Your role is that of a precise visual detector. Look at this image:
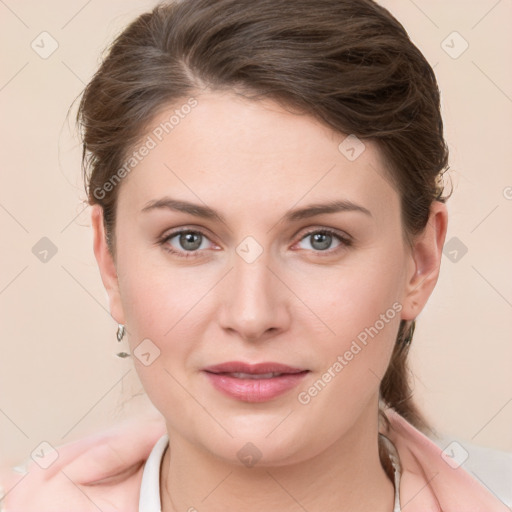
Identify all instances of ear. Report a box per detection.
[400,201,448,321]
[91,204,126,325]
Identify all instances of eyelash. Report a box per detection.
[158,227,353,260]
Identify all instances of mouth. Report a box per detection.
[202,361,310,402]
[214,371,300,379]
[203,361,308,375]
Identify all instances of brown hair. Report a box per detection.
[77,0,451,472]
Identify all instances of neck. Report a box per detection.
[160,408,395,512]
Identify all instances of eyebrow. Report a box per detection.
[141,197,372,223]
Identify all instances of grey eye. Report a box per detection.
[298,231,342,252]
[177,232,203,251]
[309,232,333,251]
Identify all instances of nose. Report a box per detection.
[218,248,291,343]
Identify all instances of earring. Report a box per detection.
[117,324,125,341]
[116,324,131,358]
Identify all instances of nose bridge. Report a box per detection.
[219,240,287,340]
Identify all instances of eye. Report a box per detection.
[158,227,352,259]
[295,228,352,255]
[159,229,215,258]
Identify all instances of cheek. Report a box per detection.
[298,252,404,389]
[117,250,205,339]
[299,254,403,343]
[116,264,204,413]
[294,282,401,433]
[116,254,215,390]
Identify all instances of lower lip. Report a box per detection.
[203,371,309,402]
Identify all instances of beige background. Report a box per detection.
[1,0,511,468]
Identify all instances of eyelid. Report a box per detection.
[157,227,218,255]
[297,226,352,243]
[292,226,353,255]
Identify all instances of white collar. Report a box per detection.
[139,434,168,512]
[139,434,402,512]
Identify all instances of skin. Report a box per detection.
[92,90,448,512]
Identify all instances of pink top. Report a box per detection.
[0,409,509,511]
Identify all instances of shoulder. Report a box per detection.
[383,408,512,510]
[0,414,166,511]
[433,435,512,508]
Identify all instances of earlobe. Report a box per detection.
[401,201,449,321]
[91,205,126,325]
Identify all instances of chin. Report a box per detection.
[193,420,318,468]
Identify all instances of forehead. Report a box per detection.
[117,91,399,221]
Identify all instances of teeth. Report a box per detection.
[229,372,282,379]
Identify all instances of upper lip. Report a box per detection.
[203,361,308,374]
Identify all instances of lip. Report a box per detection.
[202,361,310,402]
[203,361,307,374]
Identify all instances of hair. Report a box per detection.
[77,0,451,476]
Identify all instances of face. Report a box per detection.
[93,90,447,466]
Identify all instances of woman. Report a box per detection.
[1,0,510,510]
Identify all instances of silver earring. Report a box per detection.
[116,324,131,358]
[117,324,125,341]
